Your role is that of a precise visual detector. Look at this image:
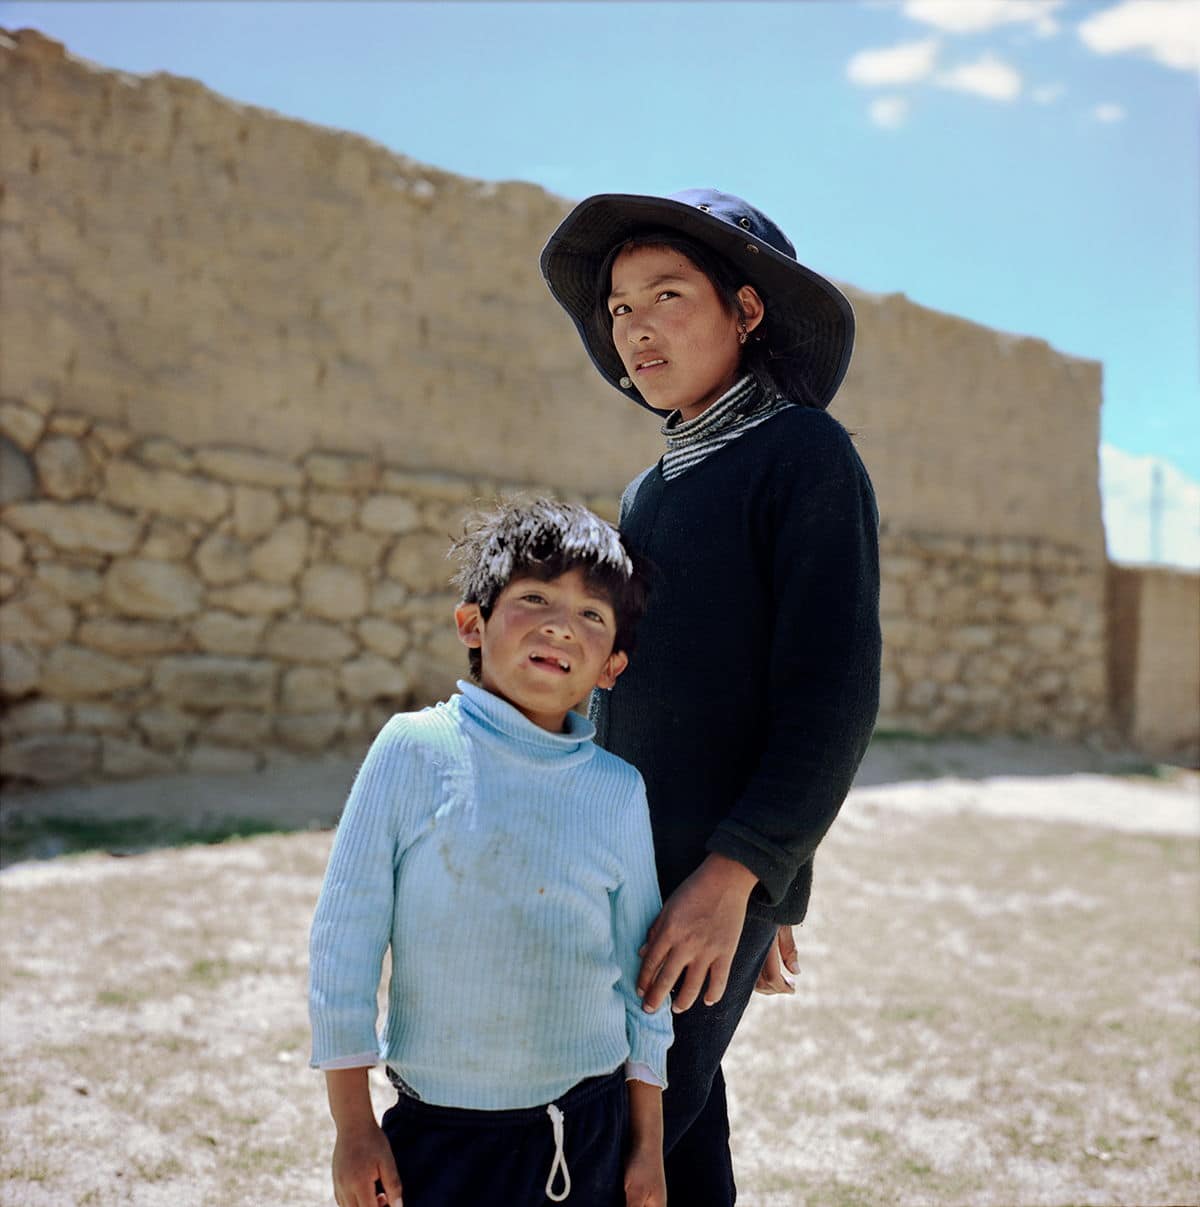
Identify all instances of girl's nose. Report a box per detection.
[626,314,652,344]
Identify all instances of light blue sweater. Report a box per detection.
[309,681,673,1110]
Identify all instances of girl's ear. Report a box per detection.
[736,284,766,336]
[455,603,484,649]
[595,649,629,691]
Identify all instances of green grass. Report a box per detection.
[0,813,289,867]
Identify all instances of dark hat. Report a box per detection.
[539,187,855,414]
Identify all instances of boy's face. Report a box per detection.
[454,566,629,733]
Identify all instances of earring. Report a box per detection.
[737,323,748,345]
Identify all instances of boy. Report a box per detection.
[309,498,671,1207]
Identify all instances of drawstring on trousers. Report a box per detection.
[544,1103,571,1201]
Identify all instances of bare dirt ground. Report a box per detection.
[1,736,1197,1207]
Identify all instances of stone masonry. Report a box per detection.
[0,415,620,782]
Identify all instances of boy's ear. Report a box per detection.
[454,602,484,649]
[594,649,629,691]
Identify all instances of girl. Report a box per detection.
[540,189,882,1205]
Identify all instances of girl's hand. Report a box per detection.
[754,924,799,995]
[331,1121,403,1207]
[637,853,758,1013]
[624,1143,667,1206]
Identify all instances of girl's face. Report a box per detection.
[607,244,763,421]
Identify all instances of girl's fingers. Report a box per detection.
[754,940,783,993]
[636,932,674,997]
[636,947,665,998]
[779,924,799,974]
[671,961,710,1013]
[643,949,689,1012]
[702,957,732,1007]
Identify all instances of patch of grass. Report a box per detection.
[0,813,288,867]
[185,957,238,987]
[132,1155,186,1181]
[1111,758,1172,779]
[0,1151,55,1183]
[869,728,951,744]
[95,987,138,1007]
[227,1143,293,1178]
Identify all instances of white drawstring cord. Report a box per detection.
[544,1102,571,1201]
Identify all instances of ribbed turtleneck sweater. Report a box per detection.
[309,681,673,1110]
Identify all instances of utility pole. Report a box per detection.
[1149,462,1164,563]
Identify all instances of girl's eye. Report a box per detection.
[655,290,678,302]
[611,303,630,317]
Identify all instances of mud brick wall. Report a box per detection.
[1,28,1130,784]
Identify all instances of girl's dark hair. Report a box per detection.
[591,229,822,409]
[449,497,650,683]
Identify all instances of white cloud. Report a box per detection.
[1033,82,1067,102]
[1094,102,1128,121]
[902,0,1063,36]
[847,37,939,86]
[1101,445,1200,568]
[936,53,1024,100]
[1078,0,1200,71]
[869,96,912,128]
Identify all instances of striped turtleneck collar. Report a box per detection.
[659,376,791,481]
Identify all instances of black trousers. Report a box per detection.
[662,915,779,1207]
[380,1067,628,1206]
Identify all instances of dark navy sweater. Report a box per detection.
[592,405,882,924]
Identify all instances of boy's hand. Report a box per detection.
[637,853,758,1013]
[754,924,799,995]
[331,1121,403,1207]
[624,1143,667,1206]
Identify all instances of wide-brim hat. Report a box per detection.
[540,187,855,415]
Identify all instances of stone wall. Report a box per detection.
[878,530,1105,738]
[1107,565,1200,765]
[0,410,619,782]
[0,29,1118,784]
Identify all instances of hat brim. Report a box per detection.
[540,193,854,414]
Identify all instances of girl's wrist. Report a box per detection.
[701,851,759,896]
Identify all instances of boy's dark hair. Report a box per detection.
[591,229,822,409]
[449,497,650,683]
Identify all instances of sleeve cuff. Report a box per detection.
[624,1060,666,1088]
[707,822,795,906]
[314,1051,379,1071]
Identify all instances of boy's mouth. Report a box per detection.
[636,357,667,373]
[529,652,571,673]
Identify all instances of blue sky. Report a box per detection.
[4,0,1198,505]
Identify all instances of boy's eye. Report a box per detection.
[655,290,678,302]
[520,592,548,604]
[582,609,607,624]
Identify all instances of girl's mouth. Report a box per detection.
[636,358,667,373]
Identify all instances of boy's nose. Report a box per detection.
[541,614,575,638]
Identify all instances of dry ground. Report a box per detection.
[0,740,1197,1206]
